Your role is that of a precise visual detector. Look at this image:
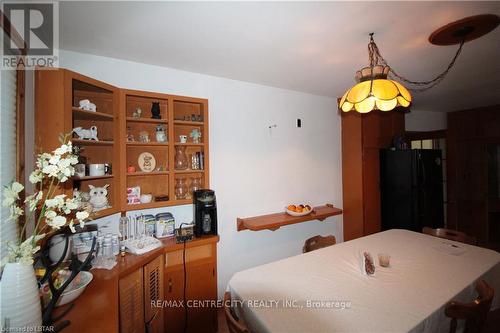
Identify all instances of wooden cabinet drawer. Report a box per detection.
[165,244,212,267]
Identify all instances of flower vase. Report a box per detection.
[0,262,42,330]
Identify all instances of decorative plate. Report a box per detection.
[138,152,156,172]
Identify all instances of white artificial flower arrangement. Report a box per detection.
[1,134,90,266]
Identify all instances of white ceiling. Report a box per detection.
[60,1,500,112]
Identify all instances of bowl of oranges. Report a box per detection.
[286,204,313,216]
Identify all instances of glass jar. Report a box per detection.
[189,177,202,197]
[112,234,119,256]
[175,177,188,200]
[174,145,188,170]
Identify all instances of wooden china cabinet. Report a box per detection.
[36,68,209,215]
[35,68,217,333]
[119,89,209,210]
[35,69,121,218]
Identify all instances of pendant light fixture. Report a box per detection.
[339,34,411,113]
[339,14,500,114]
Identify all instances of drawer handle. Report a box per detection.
[168,278,172,293]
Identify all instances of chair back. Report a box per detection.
[303,235,336,253]
[224,291,250,333]
[445,280,494,333]
[422,227,477,245]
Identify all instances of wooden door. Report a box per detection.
[144,255,164,333]
[119,268,145,333]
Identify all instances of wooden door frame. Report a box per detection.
[2,9,27,234]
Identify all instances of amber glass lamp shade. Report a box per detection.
[339,65,412,113]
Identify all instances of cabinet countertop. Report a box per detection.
[56,235,219,333]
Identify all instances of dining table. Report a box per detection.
[227,229,500,333]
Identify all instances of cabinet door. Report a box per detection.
[119,268,145,333]
[144,255,164,333]
[363,148,381,235]
[185,262,217,333]
[164,268,185,333]
[163,264,217,333]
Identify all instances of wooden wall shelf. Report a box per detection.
[237,204,343,232]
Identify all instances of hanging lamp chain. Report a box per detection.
[367,34,466,92]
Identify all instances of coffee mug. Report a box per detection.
[75,164,86,178]
[179,135,188,143]
[88,164,105,176]
[104,163,112,175]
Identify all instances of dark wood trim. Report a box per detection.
[406,130,447,141]
[16,70,25,183]
[16,69,26,237]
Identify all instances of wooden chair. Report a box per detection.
[224,291,250,333]
[483,308,500,333]
[422,227,477,245]
[303,235,336,253]
[445,280,494,333]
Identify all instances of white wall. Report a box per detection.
[58,50,343,297]
[405,110,447,131]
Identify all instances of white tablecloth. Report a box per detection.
[228,229,500,333]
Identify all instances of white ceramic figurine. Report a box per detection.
[73,126,98,141]
[78,99,97,112]
[88,184,110,212]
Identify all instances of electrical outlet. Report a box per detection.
[297,119,302,128]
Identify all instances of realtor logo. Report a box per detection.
[2,1,59,69]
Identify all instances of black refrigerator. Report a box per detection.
[380,149,444,232]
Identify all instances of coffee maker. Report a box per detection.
[193,189,217,237]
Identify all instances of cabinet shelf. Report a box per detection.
[74,175,114,181]
[127,171,169,177]
[126,117,168,124]
[72,107,114,120]
[174,120,204,126]
[174,169,204,174]
[126,142,168,147]
[174,143,204,147]
[72,139,114,146]
[91,207,117,219]
[237,204,343,232]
